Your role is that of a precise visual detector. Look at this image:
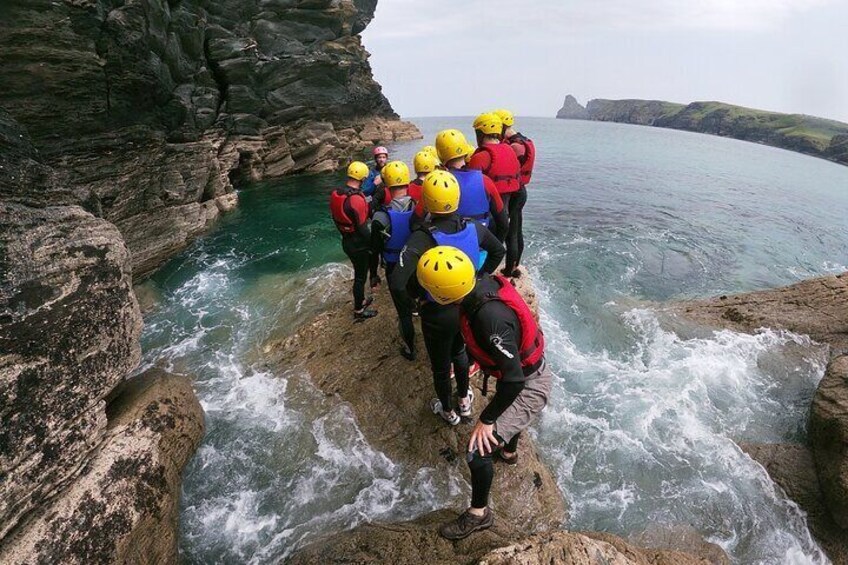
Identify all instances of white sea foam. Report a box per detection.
[531,267,829,564]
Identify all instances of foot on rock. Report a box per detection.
[439,508,494,540]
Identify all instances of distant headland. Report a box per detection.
[557,95,848,167]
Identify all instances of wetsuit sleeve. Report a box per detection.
[371,212,390,254]
[476,223,505,274]
[510,142,526,162]
[346,195,371,240]
[388,230,430,296]
[467,151,491,172]
[473,307,526,424]
[484,177,508,240]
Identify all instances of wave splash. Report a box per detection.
[532,271,829,564]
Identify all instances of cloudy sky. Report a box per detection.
[363,0,848,122]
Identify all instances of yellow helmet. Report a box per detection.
[381,160,410,187]
[435,129,471,164]
[493,108,515,127]
[417,246,477,305]
[422,145,438,158]
[413,151,438,174]
[473,112,504,136]
[422,170,460,214]
[347,161,369,181]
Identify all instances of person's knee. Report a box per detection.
[466,449,493,471]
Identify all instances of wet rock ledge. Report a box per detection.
[266,276,726,564]
[668,272,848,563]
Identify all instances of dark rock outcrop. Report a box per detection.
[556,95,589,120]
[809,355,848,529]
[669,272,848,562]
[0,368,205,564]
[740,443,848,563]
[557,95,848,167]
[1,0,420,277]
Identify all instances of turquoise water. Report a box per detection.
[139,118,848,564]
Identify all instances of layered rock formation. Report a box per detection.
[668,272,848,563]
[1,111,205,561]
[557,96,848,167]
[1,0,419,277]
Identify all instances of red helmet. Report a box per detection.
[373,146,389,157]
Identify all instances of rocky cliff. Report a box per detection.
[1,110,205,562]
[0,0,419,277]
[667,272,848,563]
[1,1,416,557]
[557,96,848,168]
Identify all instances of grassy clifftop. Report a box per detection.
[557,96,848,166]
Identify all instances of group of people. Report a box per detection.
[329,110,550,540]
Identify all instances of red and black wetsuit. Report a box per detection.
[459,274,549,510]
[389,215,505,413]
[469,143,526,274]
[329,185,372,310]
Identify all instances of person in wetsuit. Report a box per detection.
[388,170,505,425]
[371,161,418,360]
[494,108,535,277]
[416,246,551,540]
[467,112,523,274]
[435,129,508,244]
[328,161,378,320]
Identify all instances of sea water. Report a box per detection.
[139,118,848,563]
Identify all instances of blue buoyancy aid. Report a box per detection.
[383,208,414,264]
[452,169,490,228]
[429,222,481,270]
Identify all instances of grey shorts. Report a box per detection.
[494,362,552,444]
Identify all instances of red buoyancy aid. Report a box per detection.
[459,275,545,380]
[408,179,425,218]
[477,143,521,194]
[506,133,536,186]
[329,188,368,234]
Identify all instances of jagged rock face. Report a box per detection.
[740,443,848,562]
[809,355,848,530]
[0,368,205,564]
[0,0,419,277]
[0,200,142,540]
[1,98,206,559]
[556,95,589,120]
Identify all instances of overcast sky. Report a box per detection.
[363,0,848,122]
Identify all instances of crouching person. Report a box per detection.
[416,246,551,539]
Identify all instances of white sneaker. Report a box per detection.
[458,389,475,417]
[429,399,460,426]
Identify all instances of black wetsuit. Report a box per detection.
[501,186,527,273]
[461,275,532,509]
[389,214,505,412]
[335,187,371,311]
